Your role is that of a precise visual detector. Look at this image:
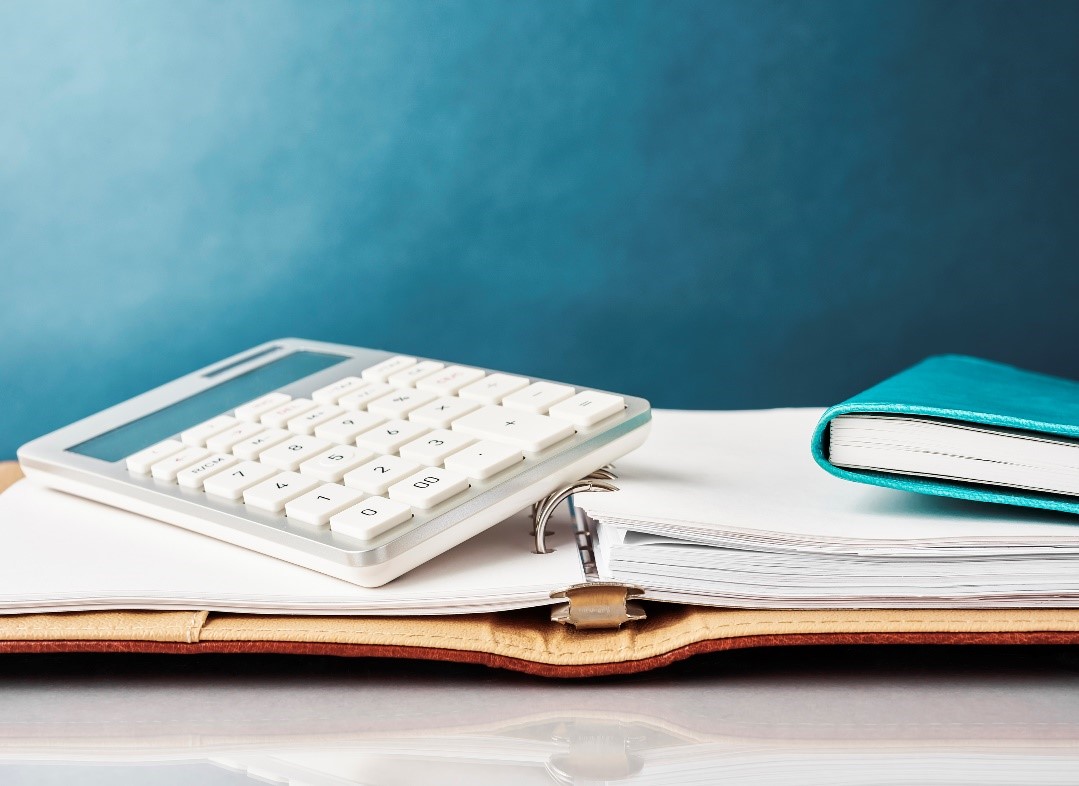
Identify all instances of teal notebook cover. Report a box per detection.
[811,355,1079,515]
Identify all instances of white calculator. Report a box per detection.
[17,339,651,586]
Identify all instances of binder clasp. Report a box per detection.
[550,582,646,630]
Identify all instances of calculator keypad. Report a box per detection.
[125,355,627,543]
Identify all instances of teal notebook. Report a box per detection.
[811,355,1079,515]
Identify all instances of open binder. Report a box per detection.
[5,406,1079,677]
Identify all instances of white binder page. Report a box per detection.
[579,409,1079,607]
[0,481,585,615]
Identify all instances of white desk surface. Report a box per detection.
[2,645,1079,784]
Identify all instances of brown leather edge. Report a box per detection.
[0,462,23,493]
[4,630,1079,679]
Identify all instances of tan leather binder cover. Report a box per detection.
[2,463,1078,678]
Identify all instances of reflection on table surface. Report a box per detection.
[1,645,1079,785]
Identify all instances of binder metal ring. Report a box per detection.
[531,468,618,554]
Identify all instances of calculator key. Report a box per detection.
[231,428,291,460]
[181,415,239,448]
[355,419,429,455]
[150,447,211,482]
[311,376,366,405]
[342,455,421,495]
[338,383,393,411]
[261,398,318,429]
[258,435,332,471]
[548,391,625,427]
[501,381,575,414]
[205,421,266,453]
[243,472,321,513]
[234,392,291,422]
[416,365,486,396]
[285,484,367,527]
[443,440,524,480]
[126,440,185,475]
[451,406,575,452]
[367,389,437,419]
[408,396,480,429]
[389,467,470,510]
[387,360,444,387]
[203,461,277,500]
[287,404,345,435]
[176,453,238,489]
[330,496,413,541]
[312,408,379,438]
[459,373,529,405]
[361,355,416,383]
[314,411,386,444]
[399,430,475,466]
[298,445,375,482]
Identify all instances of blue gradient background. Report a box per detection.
[3,1,1079,458]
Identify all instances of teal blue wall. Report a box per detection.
[3,1,1079,457]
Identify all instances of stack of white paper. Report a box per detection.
[578,409,1079,608]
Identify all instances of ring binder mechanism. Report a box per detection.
[530,467,618,554]
[536,468,647,630]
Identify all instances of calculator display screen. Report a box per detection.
[68,351,348,462]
